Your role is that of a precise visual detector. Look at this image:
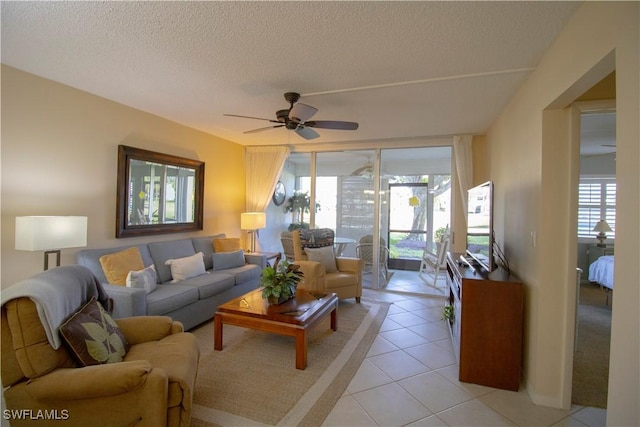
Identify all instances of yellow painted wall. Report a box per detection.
[1,66,246,287]
[484,2,638,424]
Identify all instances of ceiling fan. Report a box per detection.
[224,92,358,140]
[351,161,373,177]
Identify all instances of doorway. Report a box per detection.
[572,104,616,409]
[387,183,429,270]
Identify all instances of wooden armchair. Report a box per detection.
[291,229,363,302]
[419,225,450,289]
[355,235,390,285]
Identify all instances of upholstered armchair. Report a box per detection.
[1,265,200,427]
[292,229,363,302]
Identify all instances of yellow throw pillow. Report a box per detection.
[99,247,144,286]
[213,237,241,253]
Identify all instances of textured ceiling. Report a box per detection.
[2,1,583,147]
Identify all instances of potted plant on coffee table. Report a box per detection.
[260,259,304,305]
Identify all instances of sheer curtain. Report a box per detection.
[245,146,290,212]
[453,135,473,223]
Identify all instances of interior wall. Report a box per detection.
[483,2,638,424]
[1,66,247,288]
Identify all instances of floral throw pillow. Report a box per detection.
[59,298,129,366]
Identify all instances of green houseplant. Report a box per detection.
[442,304,455,325]
[260,260,304,305]
[284,191,320,231]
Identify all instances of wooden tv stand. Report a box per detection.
[445,252,524,391]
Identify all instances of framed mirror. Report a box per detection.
[116,145,205,238]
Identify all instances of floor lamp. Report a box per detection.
[15,216,88,270]
[241,212,266,253]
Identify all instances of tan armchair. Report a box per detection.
[292,229,363,303]
[1,265,199,427]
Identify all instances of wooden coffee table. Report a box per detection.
[214,287,338,370]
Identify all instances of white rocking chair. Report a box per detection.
[419,226,450,289]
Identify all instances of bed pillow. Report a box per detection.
[59,298,129,366]
[213,237,241,253]
[99,247,145,286]
[212,250,245,270]
[126,265,157,294]
[304,246,338,273]
[165,252,206,282]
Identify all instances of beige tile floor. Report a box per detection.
[323,271,607,427]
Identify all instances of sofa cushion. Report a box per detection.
[59,298,129,366]
[212,250,245,270]
[218,264,261,286]
[304,246,338,273]
[149,239,197,283]
[213,237,241,253]
[175,273,235,299]
[77,244,153,284]
[126,265,157,294]
[192,234,226,270]
[165,252,206,282]
[145,285,199,316]
[99,247,144,286]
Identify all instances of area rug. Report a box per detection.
[572,282,611,408]
[190,297,390,426]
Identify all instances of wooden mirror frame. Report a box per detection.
[116,145,205,238]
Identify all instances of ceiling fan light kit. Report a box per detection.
[225,92,358,140]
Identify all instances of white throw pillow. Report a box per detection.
[126,265,158,294]
[165,252,206,282]
[305,246,338,273]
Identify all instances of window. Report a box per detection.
[577,177,616,238]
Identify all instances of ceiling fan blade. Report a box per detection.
[305,120,359,130]
[225,114,279,123]
[295,126,320,140]
[351,163,373,176]
[244,125,284,134]
[289,103,318,123]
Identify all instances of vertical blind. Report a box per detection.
[577,177,616,237]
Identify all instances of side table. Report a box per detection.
[249,251,282,267]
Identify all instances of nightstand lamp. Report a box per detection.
[592,219,612,247]
[241,212,266,253]
[15,216,88,270]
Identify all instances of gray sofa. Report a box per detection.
[76,234,266,330]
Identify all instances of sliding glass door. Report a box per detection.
[280,146,451,292]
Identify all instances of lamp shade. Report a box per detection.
[15,216,88,251]
[592,220,612,233]
[240,212,266,230]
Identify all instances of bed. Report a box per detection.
[588,255,614,290]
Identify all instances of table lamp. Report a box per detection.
[592,219,612,247]
[241,212,266,253]
[15,216,88,270]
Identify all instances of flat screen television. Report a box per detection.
[466,181,494,273]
